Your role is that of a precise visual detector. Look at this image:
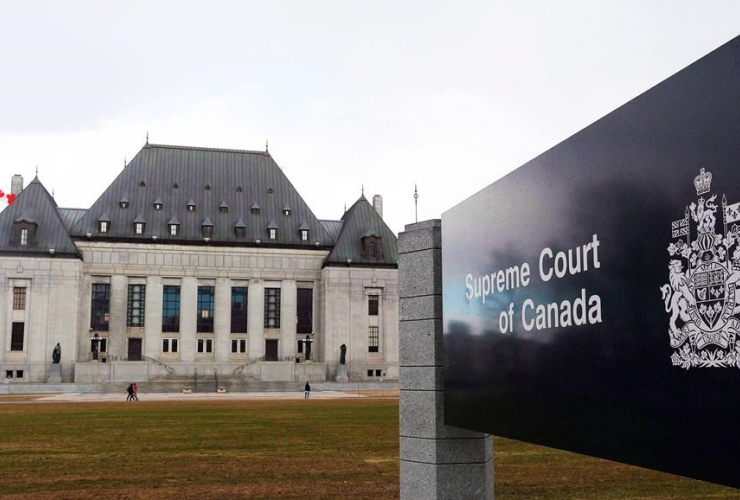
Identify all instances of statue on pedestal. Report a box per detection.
[52,343,61,364]
[340,344,347,365]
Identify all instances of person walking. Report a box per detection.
[132,383,139,401]
[126,383,134,401]
[304,380,311,399]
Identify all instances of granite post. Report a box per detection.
[399,219,494,499]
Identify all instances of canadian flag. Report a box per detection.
[0,190,16,205]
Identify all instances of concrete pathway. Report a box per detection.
[0,390,383,404]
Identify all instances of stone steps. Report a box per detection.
[87,378,305,394]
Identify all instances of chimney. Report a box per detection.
[11,175,23,195]
[373,194,383,219]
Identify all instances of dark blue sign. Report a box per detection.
[442,35,740,489]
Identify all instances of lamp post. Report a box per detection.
[305,335,312,361]
[92,333,100,361]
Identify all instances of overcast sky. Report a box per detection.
[1,1,739,234]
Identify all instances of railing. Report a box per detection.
[142,355,175,375]
[233,356,265,376]
[232,355,296,376]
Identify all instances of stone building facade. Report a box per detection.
[0,143,398,384]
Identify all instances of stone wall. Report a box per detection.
[0,256,83,383]
[1,241,398,383]
[320,266,399,381]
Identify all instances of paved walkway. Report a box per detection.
[0,390,398,404]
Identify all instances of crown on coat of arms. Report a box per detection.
[694,168,712,195]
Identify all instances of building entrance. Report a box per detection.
[128,338,142,361]
[265,339,278,361]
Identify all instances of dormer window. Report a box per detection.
[267,221,278,240]
[362,227,383,259]
[298,223,310,242]
[98,214,111,234]
[119,197,129,209]
[12,216,37,247]
[234,220,247,238]
[219,201,229,213]
[186,199,196,212]
[251,203,260,214]
[153,198,163,211]
[236,186,243,193]
[202,218,214,238]
[134,215,146,235]
[168,217,180,236]
[282,205,292,217]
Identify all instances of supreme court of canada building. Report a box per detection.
[0,142,399,386]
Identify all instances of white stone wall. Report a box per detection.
[76,242,328,369]
[0,241,399,383]
[0,256,83,382]
[320,266,399,380]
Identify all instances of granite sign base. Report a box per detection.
[399,220,494,499]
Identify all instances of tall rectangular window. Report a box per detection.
[297,289,313,334]
[127,284,146,327]
[197,286,215,333]
[368,326,379,353]
[368,295,379,316]
[11,322,24,351]
[91,283,110,331]
[264,288,281,328]
[162,286,181,333]
[20,229,28,245]
[231,287,248,333]
[13,287,26,310]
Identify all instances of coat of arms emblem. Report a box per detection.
[661,168,740,368]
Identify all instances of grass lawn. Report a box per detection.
[0,398,737,499]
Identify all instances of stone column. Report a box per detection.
[144,276,163,359]
[180,277,197,362]
[281,280,297,359]
[399,219,494,500]
[215,278,231,363]
[248,280,264,358]
[78,273,92,361]
[109,275,127,360]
